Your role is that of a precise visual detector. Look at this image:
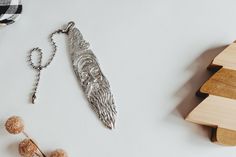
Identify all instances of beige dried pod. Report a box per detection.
[5,116,24,134]
[50,149,68,157]
[18,138,38,157]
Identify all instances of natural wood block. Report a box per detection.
[186,41,236,146]
[186,95,236,131]
[200,68,236,100]
[213,42,236,70]
[212,128,236,146]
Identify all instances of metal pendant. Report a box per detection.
[28,21,117,129]
[67,23,117,129]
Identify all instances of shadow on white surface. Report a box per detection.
[0,119,7,137]
[174,45,227,140]
[7,141,19,157]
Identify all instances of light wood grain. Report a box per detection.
[186,95,236,131]
[186,95,236,146]
[186,41,236,146]
[213,42,236,70]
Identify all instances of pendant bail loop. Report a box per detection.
[61,21,75,34]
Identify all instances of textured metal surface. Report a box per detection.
[28,21,117,129]
[68,27,117,129]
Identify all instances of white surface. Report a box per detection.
[1,0,236,156]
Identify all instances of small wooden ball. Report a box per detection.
[5,116,24,134]
[18,139,38,157]
[50,149,68,157]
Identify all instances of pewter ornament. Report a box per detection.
[68,27,117,129]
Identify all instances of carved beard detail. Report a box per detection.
[68,27,117,129]
[74,50,116,129]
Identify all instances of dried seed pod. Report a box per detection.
[5,116,24,134]
[50,149,68,157]
[18,139,38,157]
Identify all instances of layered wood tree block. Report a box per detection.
[186,41,236,146]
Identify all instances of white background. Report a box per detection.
[0,0,236,157]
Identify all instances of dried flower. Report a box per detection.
[5,116,24,134]
[50,149,68,157]
[18,139,38,157]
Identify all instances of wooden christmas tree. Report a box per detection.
[186,41,236,146]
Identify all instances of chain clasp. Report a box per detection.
[32,93,36,104]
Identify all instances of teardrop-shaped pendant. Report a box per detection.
[67,23,117,129]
